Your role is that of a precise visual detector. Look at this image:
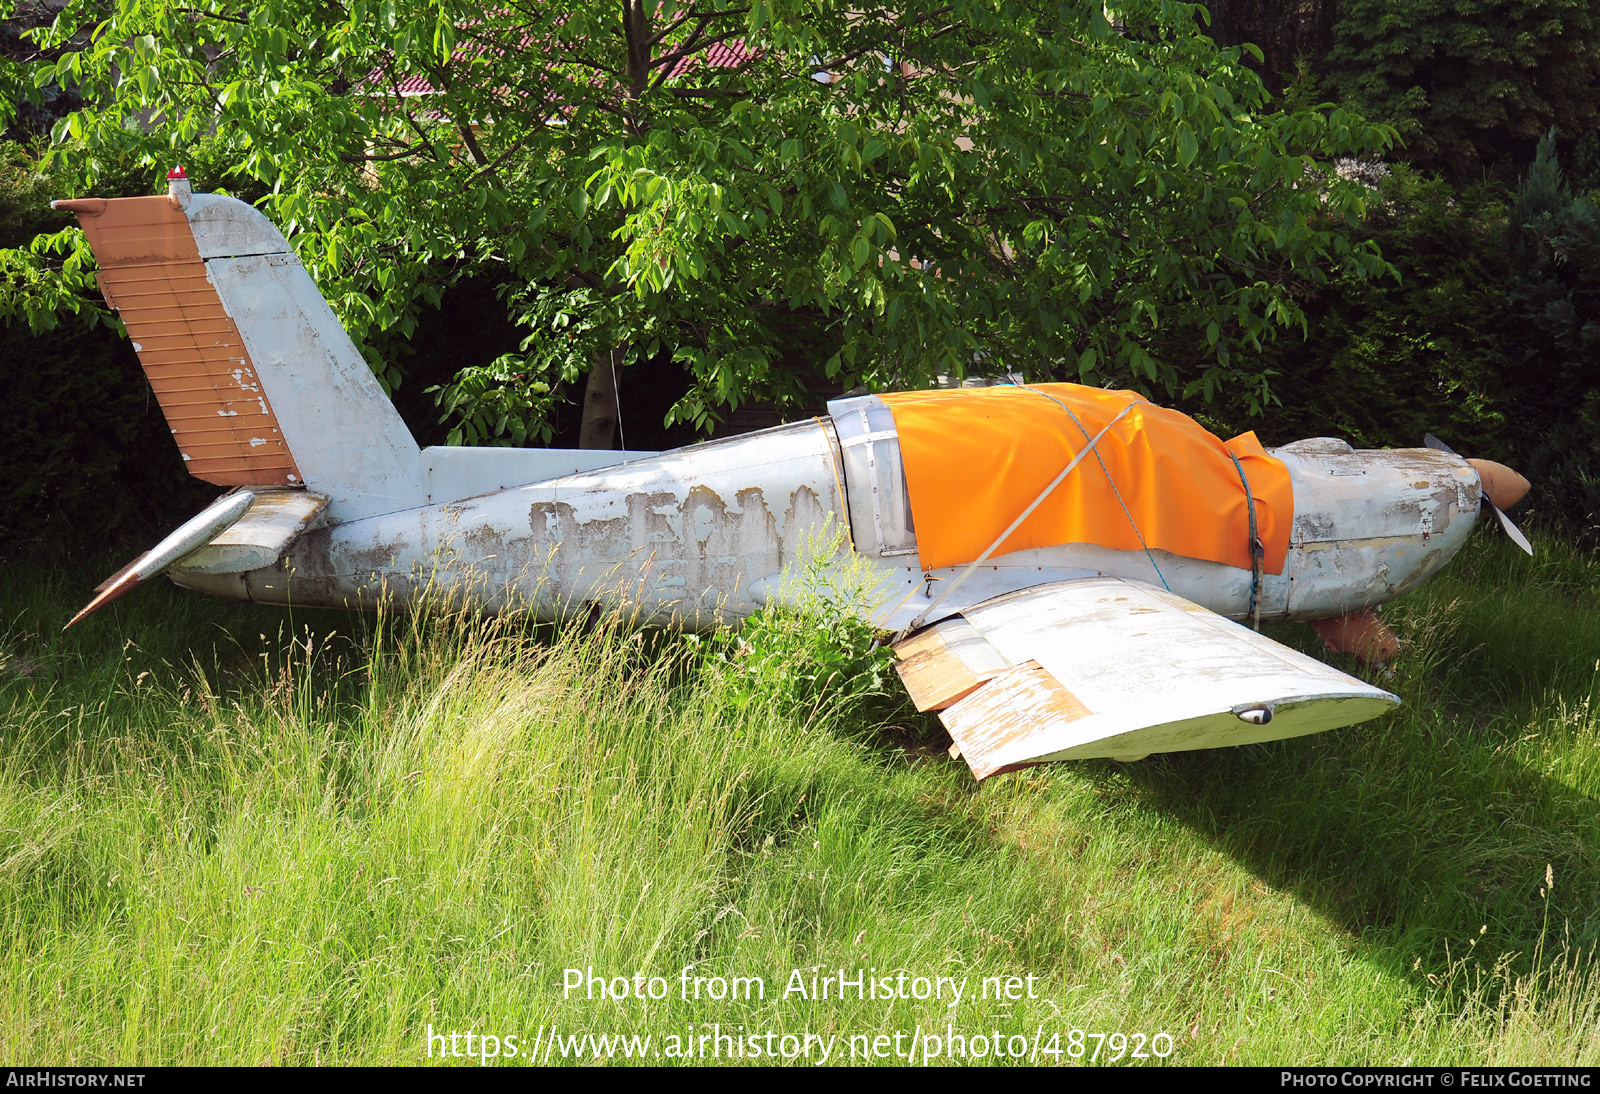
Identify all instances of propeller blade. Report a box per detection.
[1423,433,1458,456]
[1488,497,1535,556]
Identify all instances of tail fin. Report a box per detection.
[54,172,422,520]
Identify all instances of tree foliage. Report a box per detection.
[4,0,1392,441]
[1202,0,1340,95]
[2,1,84,139]
[1198,165,1513,460]
[1326,0,1600,184]
[1506,131,1600,535]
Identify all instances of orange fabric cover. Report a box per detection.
[879,384,1293,575]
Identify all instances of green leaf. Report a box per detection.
[1177,126,1198,168]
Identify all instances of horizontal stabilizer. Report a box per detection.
[170,489,328,575]
[66,490,257,628]
[93,551,149,594]
[892,577,1398,779]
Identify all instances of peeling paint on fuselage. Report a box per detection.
[185,422,842,626]
[170,421,1487,632]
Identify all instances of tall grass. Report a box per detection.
[1,530,1599,1065]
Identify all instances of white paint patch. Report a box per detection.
[691,503,715,544]
[651,502,683,541]
[249,437,267,447]
[765,491,788,541]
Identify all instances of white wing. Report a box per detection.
[892,577,1398,779]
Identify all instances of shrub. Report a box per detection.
[1504,133,1600,539]
[1325,0,1600,184]
[1197,165,1515,464]
[698,522,902,729]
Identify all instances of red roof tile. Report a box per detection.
[373,35,759,97]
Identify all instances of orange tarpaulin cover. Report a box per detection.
[879,384,1293,575]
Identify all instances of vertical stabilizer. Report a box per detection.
[55,172,422,520]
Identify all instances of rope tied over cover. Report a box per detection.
[1227,448,1266,630]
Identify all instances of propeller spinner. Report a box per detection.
[1424,434,1533,555]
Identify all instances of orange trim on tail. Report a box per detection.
[63,196,299,487]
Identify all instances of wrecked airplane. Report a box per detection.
[54,170,1533,779]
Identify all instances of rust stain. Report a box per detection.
[940,660,1093,779]
[60,196,298,486]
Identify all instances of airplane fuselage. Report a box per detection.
[169,415,1485,633]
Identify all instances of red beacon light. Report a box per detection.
[165,164,192,208]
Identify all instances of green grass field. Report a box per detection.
[2,532,1599,1066]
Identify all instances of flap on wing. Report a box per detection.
[891,577,1398,779]
[169,489,329,575]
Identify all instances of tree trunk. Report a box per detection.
[578,353,619,450]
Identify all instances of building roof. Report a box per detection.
[378,35,759,98]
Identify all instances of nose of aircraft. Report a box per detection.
[1465,458,1531,510]
[1424,434,1533,555]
